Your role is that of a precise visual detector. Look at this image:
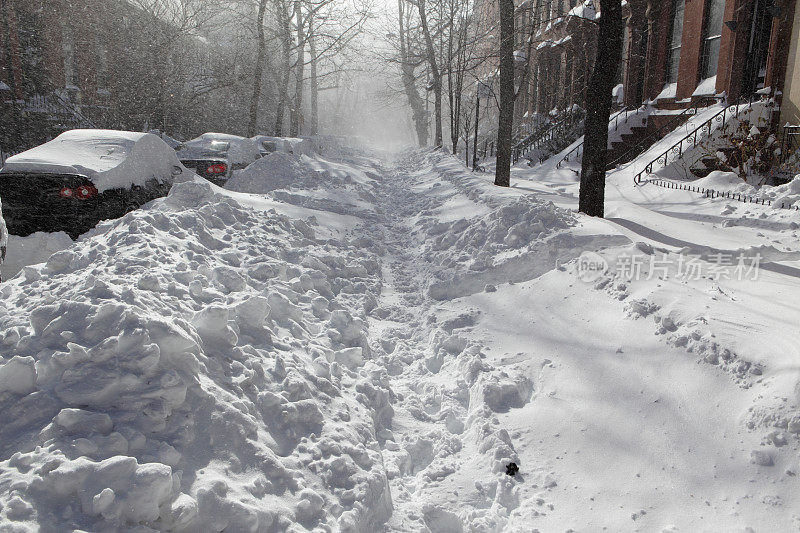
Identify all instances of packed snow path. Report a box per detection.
[366,151,800,531]
[1,146,799,531]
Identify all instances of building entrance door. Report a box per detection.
[741,0,775,97]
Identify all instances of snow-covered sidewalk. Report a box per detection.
[1,145,799,531]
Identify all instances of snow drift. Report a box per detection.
[0,178,392,531]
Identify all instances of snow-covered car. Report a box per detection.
[177,133,259,185]
[0,129,186,239]
[251,135,284,157]
[251,135,316,158]
[148,129,183,150]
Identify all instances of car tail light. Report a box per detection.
[207,163,227,175]
[59,184,98,200]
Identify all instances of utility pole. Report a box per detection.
[472,90,480,170]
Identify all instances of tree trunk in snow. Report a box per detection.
[275,0,292,136]
[398,0,428,146]
[309,16,318,135]
[417,0,443,147]
[290,0,304,137]
[275,0,292,137]
[248,0,269,137]
[494,0,514,187]
[578,0,623,217]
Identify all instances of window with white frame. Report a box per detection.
[666,0,685,85]
[699,0,725,80]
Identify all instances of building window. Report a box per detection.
[666,0,685,85]
[61,22,78,89]
[96,39,109,90]
[16,5,48,95]
[699,0,725,80]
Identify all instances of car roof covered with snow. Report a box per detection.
[0,129,187,193]
[176,139,230,160]
[251,135,315,156]
[185,133,259,167]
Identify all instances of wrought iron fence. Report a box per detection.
[633,98,754,185]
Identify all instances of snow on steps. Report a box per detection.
[0,178,393,531]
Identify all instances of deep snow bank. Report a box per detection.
[0,232,73,281]
[227,152,322,193]
[0,178,392,531]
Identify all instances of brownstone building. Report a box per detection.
[0,0,115,111]
[621,0,795,109]
[475,0,798,140]
[0,0,221,152]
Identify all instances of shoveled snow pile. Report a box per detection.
[0,232,73,282]
[0,178,392,531]
[758,174,800,207]
[3,141,799,532]
[690,171,800,209]
[692,170,750,192]
[0,130,188,193]
[226,152,322,193]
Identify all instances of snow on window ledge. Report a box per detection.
[655,82,677,101]
[692,76,717,97]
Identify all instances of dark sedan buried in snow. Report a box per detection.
[176,133,259,186]
[0,129,188,240]
[175,139,232,185]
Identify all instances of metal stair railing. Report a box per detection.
[511,119,561,159]
[19,91,96,129]
[511,107,584,163]
[50,91,96,129]
[556,104,639,169]
[607,96,723,169]
[633,97,754,185]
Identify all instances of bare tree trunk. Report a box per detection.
[289,0,304,137]
[309,14,318,135]
[398,0,428,146]
[494,0,514,187]
[417,0,443,147]
[248,0,269,137]
[275,0,292,136]
[578,0,623,217]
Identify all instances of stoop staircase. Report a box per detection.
[605,96,723,169]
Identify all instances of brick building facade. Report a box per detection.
[476,0,798,139]
[621,0,795,108]
[0,0,115,108]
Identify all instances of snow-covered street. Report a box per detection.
[5,0,800,527]
[2,143,799,531]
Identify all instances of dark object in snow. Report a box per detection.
[0,130,183,239]
[505,462,519,476]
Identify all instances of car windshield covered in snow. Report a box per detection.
[0,130,185,239]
